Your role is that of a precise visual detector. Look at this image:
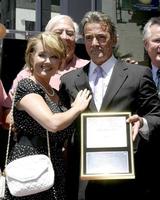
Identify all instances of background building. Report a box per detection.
[0,0,160,91]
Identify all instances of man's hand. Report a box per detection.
[123,57,138,64]
[126,114,143,141]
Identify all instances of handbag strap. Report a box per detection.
[4,90,51,169]
[4,91,15,169]
[46,130,51,158]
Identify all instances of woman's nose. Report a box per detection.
[44,56,51,63]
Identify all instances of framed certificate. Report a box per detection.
[80,112,135,180]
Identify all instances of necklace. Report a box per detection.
[36,80,55,97]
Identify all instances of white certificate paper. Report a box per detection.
[86,116,127,148]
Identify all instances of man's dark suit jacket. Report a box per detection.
[60,60,160,200]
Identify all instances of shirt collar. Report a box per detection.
[89,55,117,76]
[152,64,159,84]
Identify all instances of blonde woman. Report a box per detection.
[4,32,91,200]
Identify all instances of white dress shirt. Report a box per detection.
[89,55,117,99]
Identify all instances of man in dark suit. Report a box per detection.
[142,16,160,197]
[143,17,160,95]
[59,11,160,199]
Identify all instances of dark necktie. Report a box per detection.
[157,69,160,97]
[94,67,104,111]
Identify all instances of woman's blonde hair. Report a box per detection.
[25,32,66,71]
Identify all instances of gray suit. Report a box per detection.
[60,59,160,199]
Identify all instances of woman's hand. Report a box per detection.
[71,89,92,112]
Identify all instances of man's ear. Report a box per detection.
[144,40,148,51]
[112,35,117,48]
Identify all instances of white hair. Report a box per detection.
[45,14,80,41]
[143,17,160,42]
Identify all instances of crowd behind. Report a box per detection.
[0,11,160,200]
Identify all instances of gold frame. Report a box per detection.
[80,112,135,180]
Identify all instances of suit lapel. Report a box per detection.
[101,60,128,110]
[74,60,128,112]
[75,63,97,111]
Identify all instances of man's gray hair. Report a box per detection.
[143,17,160,41]
[80,11,117,38]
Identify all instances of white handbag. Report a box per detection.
[4,129,55,197]
[2,91,55,198]
[5,154,54,197]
